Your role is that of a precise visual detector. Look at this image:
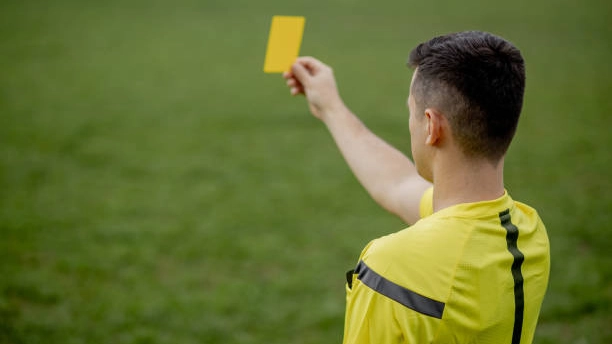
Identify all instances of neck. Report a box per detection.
[431,154,505,212]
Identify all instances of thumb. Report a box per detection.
[291,62,312,87]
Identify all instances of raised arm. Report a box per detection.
[284,57,431,225]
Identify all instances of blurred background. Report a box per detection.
[1,0,610,343]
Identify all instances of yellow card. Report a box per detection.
[263,16,305,73]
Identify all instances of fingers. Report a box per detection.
[283,57,326,79]
[283,69,304,95]
[283,56,329,97]
[296,56,326,72]
[290,86,303,96]
[284,73,304,96]
[291,62,311,85]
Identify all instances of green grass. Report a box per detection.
[1,0,611,343]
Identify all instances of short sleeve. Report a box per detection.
[343,277,403,344]
[343,259,442,344]
[419,187,434,218]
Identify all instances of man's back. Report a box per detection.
[344,191,550,343]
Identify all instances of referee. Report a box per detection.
[283,31,550,344]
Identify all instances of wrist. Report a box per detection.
[320,98,348,123]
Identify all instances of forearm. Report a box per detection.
[322,105,428,224]
[284,57,430,224]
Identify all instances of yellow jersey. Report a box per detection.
[343,188,550,343]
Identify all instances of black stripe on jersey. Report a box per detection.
[354,260,445,319]
[499,209,526,344]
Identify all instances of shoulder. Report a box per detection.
[509,199,549,245]
[419,186,434,218]
[513,200,545,226]
[360,217,473,304]
[365,216,473,264]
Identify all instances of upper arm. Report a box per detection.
[344,278,403,344]
[385,175,432,225]
[344,261,441,344]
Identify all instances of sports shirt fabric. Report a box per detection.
[343,188,550,344]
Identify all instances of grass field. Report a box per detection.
[1,0,611,343]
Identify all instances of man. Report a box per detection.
[283,31,550,343]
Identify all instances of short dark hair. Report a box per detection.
[408,31,525,162]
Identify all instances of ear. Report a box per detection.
[424,108,443,146]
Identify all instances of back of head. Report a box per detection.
[408,31,525,162]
